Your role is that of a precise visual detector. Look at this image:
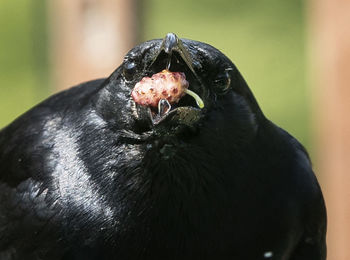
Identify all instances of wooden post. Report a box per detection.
[309,0,350,259]
[48,0,140,91]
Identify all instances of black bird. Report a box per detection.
[0,33,326,260]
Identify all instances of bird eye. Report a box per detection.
[213,70,231,94]
[123,61,137,80]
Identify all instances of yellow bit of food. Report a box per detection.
[184,89,204,108]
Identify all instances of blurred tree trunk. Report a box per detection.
[309,0,350,259]
[48,0,141,91]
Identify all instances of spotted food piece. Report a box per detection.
[131,70,189,108]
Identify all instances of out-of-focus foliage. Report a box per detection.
[0,1,48,129]
[0,0,309,150]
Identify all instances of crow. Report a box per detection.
[0,33,326,259]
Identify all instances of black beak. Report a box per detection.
[152,33,195,74]
[133,33,206,130]
[150,33,206,93]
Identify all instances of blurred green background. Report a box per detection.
[0,0,309,149]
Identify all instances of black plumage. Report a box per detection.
[0,33,326,259]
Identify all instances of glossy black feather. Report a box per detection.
[0,35,326,260]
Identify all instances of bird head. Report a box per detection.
[95,33,263,145]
